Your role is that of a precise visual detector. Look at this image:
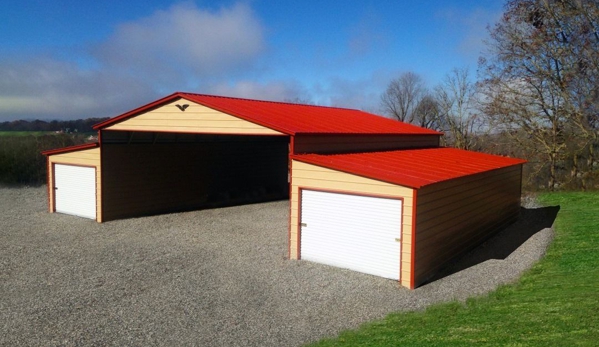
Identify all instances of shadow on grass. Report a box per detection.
[426,205,561,283]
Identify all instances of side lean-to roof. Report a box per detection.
[293,148,526,189]
[93,92,442,136]
[42,142,99,156]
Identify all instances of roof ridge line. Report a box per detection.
[178,91,362,112]
[291,146,447,157]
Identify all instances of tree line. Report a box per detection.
[0,119,107,185]
[2,0,596,191]
[0,134,89,185]
[0,118,109,133]
[381,0,598,191]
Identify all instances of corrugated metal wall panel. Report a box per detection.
[54,164,96,219]
[300,190,402,280]
[293,134,440,154]
[413,165,523,286]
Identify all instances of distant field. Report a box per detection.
[0,131,96,137]
[0,131,54,136]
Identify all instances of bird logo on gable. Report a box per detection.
[176,104,189,111]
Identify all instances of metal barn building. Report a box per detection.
[43,92,525,288]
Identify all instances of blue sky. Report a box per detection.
[0,0,504,120]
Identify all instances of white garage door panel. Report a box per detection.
[300,190,402,280]
[54,164,96,219]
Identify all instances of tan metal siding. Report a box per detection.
[293,134,440,154]
[104,100,284,135]
[47,147,102,222]
[102,139,288,221]
[290,160,415,288]
[413,165,523,287]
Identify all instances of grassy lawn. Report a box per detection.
[308,192,599,346]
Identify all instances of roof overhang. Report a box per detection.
[42,142,99,156]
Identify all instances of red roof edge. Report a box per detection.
[290,153,422,189]
[92,92,183,130]
[292,132,443,137]
[42,142,99,156]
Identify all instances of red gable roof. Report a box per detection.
[293,148,526,189]
[93,92,441,136]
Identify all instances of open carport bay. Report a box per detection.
[0,187,554,347]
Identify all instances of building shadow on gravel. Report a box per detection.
[425,205,561,284]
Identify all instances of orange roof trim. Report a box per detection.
[293,148,526,189]
[93,92,442,136]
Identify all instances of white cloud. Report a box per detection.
[94,2,266,84]
[311,71,391,114]
[0,2,268,120]
[206,80,310,103]
[0,1,396,121]
[0,58,157,120]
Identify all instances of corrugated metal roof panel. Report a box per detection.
[181,92,440,135]
[94,92,441,136]
[292,148,526,189]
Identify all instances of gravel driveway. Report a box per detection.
[0,187,555,347]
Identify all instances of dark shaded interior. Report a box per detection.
[101,131,289,221]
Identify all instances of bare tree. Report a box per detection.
[381,72,426,123]
[434,68,481,150]
[413,94,441,130]
[478,0,599,190]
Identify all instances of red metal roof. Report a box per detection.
[94,92,441,136]
[292,148,526,189]
[42,142,99,156]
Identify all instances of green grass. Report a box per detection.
[308,192,599,347]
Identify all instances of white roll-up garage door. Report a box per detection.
[54,164,96,219]
[300,189,402,280]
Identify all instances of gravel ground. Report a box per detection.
[0,187,555,347]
